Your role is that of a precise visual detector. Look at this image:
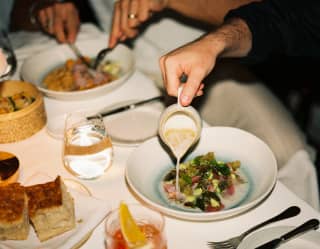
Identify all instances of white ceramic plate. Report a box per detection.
[126,127,277,221]
[45,99,164,145]
[238,226,320,249]
[104,99,164,146]
[20,39,135,101]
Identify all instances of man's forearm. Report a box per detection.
[201,18,252,58]
[166,0,261,25]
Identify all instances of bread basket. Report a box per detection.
[0,80,47,143]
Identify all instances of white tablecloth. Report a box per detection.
[1,23,320,249]
[1,127,320,249]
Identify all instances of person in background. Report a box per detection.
[108,0,320,209]
[108,0,260,48]
[30,0,80,43]
[159,0,320,105]
[0,0,80,43]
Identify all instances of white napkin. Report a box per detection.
[278,150,320,211]
[0,175,111,249]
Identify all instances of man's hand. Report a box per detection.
[37,2,80,43]
[109,0,168,48]
[159,36,223,106]
[159,18,252,106]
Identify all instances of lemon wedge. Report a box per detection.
[119,202,147,247]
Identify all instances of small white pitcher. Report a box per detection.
[158,87,202,159]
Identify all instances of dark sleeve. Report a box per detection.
[225,0,320,63]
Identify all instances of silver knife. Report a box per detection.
[68,43,92,68]
[255,219,319,249]
[87,96,164,119]
[68,43,97,77]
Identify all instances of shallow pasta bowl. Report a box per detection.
[125,127,277,221]
[20,39,135,101]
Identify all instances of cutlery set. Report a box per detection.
[207,206,319,249]
[68,43,112,71]
[256,218,319,249]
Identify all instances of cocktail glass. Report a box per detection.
[105,203,167,249]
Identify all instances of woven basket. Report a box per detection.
[0,80,47,143]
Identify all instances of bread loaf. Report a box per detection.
[0,183,29,240]
[25,176,75,242]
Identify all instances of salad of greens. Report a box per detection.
[162,152,245,212]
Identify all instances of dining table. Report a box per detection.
[1,23,320,249]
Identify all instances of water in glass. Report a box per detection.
[63,112,113,179]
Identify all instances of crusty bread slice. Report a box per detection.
[0,183,29,240]
[25,176,75,242]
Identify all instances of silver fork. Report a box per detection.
[207,206,300,249]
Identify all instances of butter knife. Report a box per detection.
[68,43,97,78]
[87,95,164,119]
[255,218,319,249]
[68,43,91,67]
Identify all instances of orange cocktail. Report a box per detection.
[105,203,167,249]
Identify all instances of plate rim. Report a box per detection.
[105,99,164,147]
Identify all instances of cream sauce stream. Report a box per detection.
[164,128,196,194]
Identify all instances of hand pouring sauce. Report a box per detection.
[158,86,202,196]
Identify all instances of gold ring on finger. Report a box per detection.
[46,18,54,30]
[128,13,137,19]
